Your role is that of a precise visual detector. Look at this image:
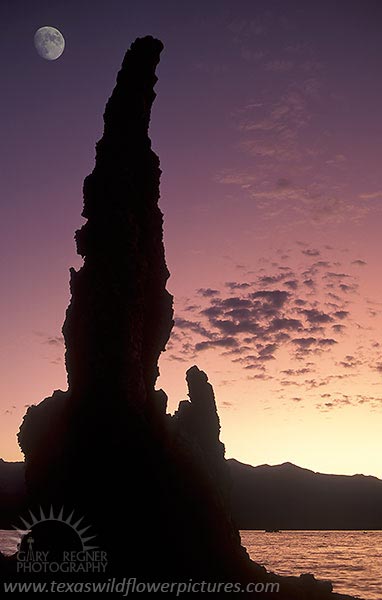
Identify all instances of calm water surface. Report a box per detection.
[240,530,382,600]
[0,530,26,556]
[1,529,380,598]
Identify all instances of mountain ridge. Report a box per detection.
[228,458,382,482]
[228,458,382,530]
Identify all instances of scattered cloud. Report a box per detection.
[162,244,380,415]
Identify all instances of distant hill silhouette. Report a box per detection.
[2,457,382,532]
[228,459,382,530]
[0,459,25,528]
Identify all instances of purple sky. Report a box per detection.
[1,1,382,476]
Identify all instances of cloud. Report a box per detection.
[325,271,351,280]
[259,343,278,356]
[318,338,337,346]
[301,309,333,324]
[279,379,299,387]
[277,177,292,188]
[248,372,272,380]
[291,336,337,357]
[45,336,64,347]
[303,279,315,288]
[251,289,289,308]
[225,281,252,290]
[339,283,358,293]
[312,261,331,269]
[234,80,319,166]
[195,337,238,351]
[338,355,361,369]
[168,354,189,363]
[281,367,313,376]
[333,310,349,320]
[359,191,382,200]
[175,318,211,338]
[220,297,253,309]
[268,317,302,332]
[351,259,367,267]
[197,288,220,297]
[257,273,288,285]
[222,401,234,408]
[215,171,260,188]
[291,337,317,349]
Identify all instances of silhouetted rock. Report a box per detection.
[17,35,246,582]
[10,36,358,598]
[178,366,225,458]
[64,35,173,409]
[0,459,26,528]
[173,366,229,496]
[228,459,382,530]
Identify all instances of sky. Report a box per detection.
[1,0,382,477]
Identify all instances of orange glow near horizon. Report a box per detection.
[2,234,382,480]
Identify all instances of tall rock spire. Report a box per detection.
[63,36,173,410]
[18,36,174,507]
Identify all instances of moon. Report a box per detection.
[34,26,65,61]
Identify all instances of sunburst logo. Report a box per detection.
[15,506,97,551]
[14,506,107,574]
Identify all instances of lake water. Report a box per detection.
[1,529,380,598]
[0,530,26,556]
[240,530,382,600]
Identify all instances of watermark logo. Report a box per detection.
[14,506,107,574]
